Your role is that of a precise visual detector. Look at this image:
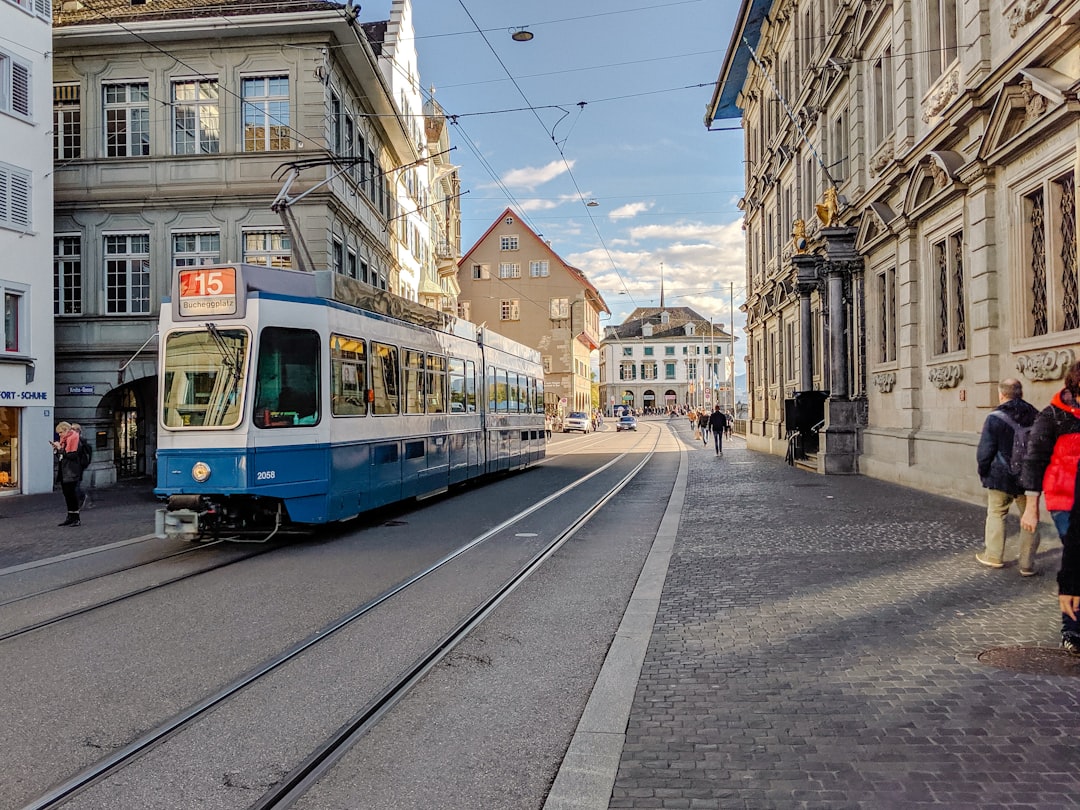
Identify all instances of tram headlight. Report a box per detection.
[191,461,211,483]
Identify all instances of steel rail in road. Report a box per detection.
[0,542,220,609]
[0,544,277,644]
[19,427,659,810]
[251,427,661,809]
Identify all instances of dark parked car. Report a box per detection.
[616,414,638,431]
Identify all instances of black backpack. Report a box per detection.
[989,410,1031,477]
[77,437,93,470]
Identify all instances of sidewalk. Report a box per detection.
[552,418,1078,809]
[0,478,160,569]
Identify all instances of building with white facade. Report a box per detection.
[0,0,53,495]
[52,0,447,484]
[709,0,1080,497]
[599,307,734,415]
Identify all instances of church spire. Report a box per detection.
[659,261,665,308]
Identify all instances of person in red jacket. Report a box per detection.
[1021,361,1080,653]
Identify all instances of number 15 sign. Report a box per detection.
[178,267,238,316]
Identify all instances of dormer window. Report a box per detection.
[685,323,696,336]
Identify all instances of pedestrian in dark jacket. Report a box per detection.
[707,405,728,455]
[975,378,1040,571]
[51,421,83,527]
[697,409,709,445]
[1021,361,1080,653]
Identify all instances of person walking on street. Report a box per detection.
[697,409,710,446]
[975,379,1039,572]
[708,405,728,455]
[1021,361,1080,654]
[51,421,84,527]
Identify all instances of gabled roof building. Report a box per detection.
[457,208,608,415]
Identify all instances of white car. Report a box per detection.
[563,412,592,433]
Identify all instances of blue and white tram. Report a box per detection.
[154,264,545,540]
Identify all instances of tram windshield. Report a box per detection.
[161,327,249,428]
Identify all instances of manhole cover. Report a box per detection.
[978,646,1080,676]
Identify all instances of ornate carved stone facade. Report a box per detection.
[709,0,1080,501]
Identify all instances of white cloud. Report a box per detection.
[518,198,559,212]
[500,160,574,190]
[566,219,747,332]
[608,201,653,220]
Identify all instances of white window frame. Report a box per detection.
[242,74,291,152]
[172,78,220,155]
[500,235,519,251]
[0,161,31,232]
[104,81,150,157]
[0,48,31,120]
[54,83,81,160]
[243,228,291,268]
[172,230,220,269]
[549,297,569,319]
[498,262,520,279]
[103,233,151,315]
[500,299,520,321]
[2,282,27,354]
[530,260,549,277]
[54,233,82,316]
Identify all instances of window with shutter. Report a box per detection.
[0,162,31,232]
[1,50,33,120]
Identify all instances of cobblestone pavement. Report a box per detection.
[0,478,159,568]
[614,422,1080,810]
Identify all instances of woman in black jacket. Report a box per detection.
[1021,361,1080,653]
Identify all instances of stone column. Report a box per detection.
[793,253,820,392]
[819,226,863,474]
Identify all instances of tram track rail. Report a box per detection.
[0,543,280,644]
[19,427,661,810]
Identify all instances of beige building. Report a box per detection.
[457,209,608,414]
[52,0,450,483]
[709,0,1080,499]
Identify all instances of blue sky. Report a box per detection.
[365,0,747,335]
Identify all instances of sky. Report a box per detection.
[361,0,748,337]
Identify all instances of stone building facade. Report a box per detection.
[51,0,450,484]
[709,0,1080,500]
[599,308,734,415]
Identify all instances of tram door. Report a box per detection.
[113,388,143,478]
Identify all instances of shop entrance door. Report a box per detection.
[0,407,18,491]
[113,388,143,479]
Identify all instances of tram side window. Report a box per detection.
[254,327,320,428]
[498,369,510,413]
[427,354,446,413]
[449,358,466,413]
[524,377,534,413]
[535,377,544,413]
[508,373,520,413]
[372,342,400,415]
[466,361,477,412]
[330,334,367,416]
[487,365,497,412]
[404,349,424,414]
